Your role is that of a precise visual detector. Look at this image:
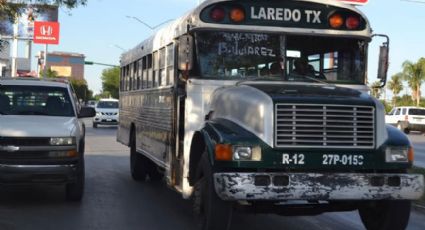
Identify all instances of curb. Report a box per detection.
[412,203,425,215]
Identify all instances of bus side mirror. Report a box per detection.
[178,35,194,72]
[373,34,390,88]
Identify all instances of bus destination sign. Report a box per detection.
[200,1,366,31]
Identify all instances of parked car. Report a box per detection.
[0,77,95,201]
[86,100,97,108]
[385,106,425,134]
[92,98,119,128]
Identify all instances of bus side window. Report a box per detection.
[133,61,138,90]
[125,65,130,91]
[153,51,159,88]
[159,47,166,86]
[167,44,174,86]
[142,56,147,89]
[147,54,153,88]
[120,67,124,91]
[138,59,143,90]
[129,63,134,91]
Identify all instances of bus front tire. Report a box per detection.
[130,136,148,181]
[358,200,411,230]
[193,153,233,230]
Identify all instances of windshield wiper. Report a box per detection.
[236,76,282,86]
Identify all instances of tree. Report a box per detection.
[387,73,404,106]
[101,66,119,99]
[401,58,425,106]
[369,81,382,99]
[70,79,92,102]
[40,68,58,78]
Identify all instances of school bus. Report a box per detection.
[117,0,424,229]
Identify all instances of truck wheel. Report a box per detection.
[66,159,85,201]
[193,153,233,230]
[130,134,148,181]
[404,128,410,134]
[358,200,411,230]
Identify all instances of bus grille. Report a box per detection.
[275,104,375,149]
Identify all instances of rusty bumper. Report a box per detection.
[213,173,424,201]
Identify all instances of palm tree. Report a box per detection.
[369,81,382,99]
[387,73,404,106]
[401,58,425,106]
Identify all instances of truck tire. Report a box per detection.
[358,200,411,230]
[66,159,85,201]
[130,134,149,181]
[193,153,233,230]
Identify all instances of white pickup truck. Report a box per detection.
[385,106,425,134]
[0,78,95,201]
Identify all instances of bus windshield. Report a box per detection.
[195,31,367,84]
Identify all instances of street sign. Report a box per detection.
[33,21,60,45]
[338,0,369,5]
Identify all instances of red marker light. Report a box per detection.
[210,6,226,22]
[346,16,360,29]
[329,14,344,29]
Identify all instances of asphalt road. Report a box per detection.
[408,132,425,168]
[0,119,424,230]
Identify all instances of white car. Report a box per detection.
[0,77,95,201]
[385,106,425,134]
[92,98,119,128]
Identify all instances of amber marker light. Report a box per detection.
[408,147,415,163]
[329,14,344,29]
[230,7,245,23]
[215,144,233,161]
[346,16,360,29]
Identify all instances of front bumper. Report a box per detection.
[0,164,78,184]
[214,172,424,201]
[408,123,425,132]
[93,116,119,125]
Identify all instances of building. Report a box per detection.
[0,41,10,77]
[37,51,85,80]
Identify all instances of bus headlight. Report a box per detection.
[233,146,262,161]
[385,147,411,163]
[215,144,262,161]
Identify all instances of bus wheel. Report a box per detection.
[147,162,163,182]
[130,135,148,181]
[358,200,411,230]
[193,153,232,230]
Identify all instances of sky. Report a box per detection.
[24,0,425,96]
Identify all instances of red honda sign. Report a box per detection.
[33,21,60,45]
[338,0,369,5]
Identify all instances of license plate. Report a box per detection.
[107,119,112,121]
[322,154,364,166]
[282,153,364,166]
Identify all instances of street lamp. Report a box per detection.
[109,44,126,52]
[125,16,174,30]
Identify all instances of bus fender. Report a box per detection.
[188,124,220,186]
[384,124,411,147]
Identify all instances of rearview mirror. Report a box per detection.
[178,35,194,71]
[78,107,96,118]
[373,34,390,88]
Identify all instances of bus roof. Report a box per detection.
[121,0,371,66]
